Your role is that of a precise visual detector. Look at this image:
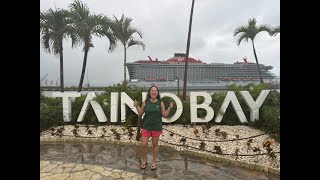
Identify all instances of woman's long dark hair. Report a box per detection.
[146,85,161,101]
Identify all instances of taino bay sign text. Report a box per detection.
[52,90,270,124]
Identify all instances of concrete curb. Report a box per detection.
[40,137,280,175]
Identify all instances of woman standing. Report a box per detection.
[134,85,174,170]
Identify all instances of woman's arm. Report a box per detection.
[161,101,173,118]
[134,100,145,117]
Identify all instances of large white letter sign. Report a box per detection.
[112,92,148,122]
[240,90,270,122]
[141,92,148,118]
[142,92,148,102]
[160,93,183,123]
[121,92,138,122]
[77,92,108,122]
[214,91,247,123]
[190,92,214,123]
[52,92,81,122]
[110,92,119,122]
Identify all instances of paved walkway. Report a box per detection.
[40,142,280,180]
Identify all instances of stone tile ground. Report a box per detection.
[40,142,280,180]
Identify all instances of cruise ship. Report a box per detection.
[126,53,279,90]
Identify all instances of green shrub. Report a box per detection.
[249,105,280,142]
[40,97,63,132]
[174,100,190,125]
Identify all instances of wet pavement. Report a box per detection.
[40,142,280,179]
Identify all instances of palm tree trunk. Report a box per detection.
[59,43,64,92]
[251,40,264,83]
[183,0,195,100]
[78,48,89,92]
[123,44,127,85]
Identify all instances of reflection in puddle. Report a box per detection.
[40,142,279,179]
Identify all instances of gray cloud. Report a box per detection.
[40,0,280,86]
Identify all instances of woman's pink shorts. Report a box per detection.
[141,129,163,137]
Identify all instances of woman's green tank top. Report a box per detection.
[142,99,162,131]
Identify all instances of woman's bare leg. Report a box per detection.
[141,136,149,164]
[151,136,160,166]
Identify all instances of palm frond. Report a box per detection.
[233,26,247,37]
[234,18,273,42]
[257,25,272,35]
[270,25,280,36]
[123,16,133,33]
[236,33,249,46]
[248,18,257,27]
[128,28,143,39]
[104,30,117,52]
[127,39,146,50]
[41,32,52,53]
[68,0,90,21]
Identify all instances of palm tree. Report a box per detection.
[111,14,145,84]
[270,25,280,36]
[40,8,75,92]
[68,0,116,92]
[234,18,272,83]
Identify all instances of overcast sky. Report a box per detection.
[40,0,280,86]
